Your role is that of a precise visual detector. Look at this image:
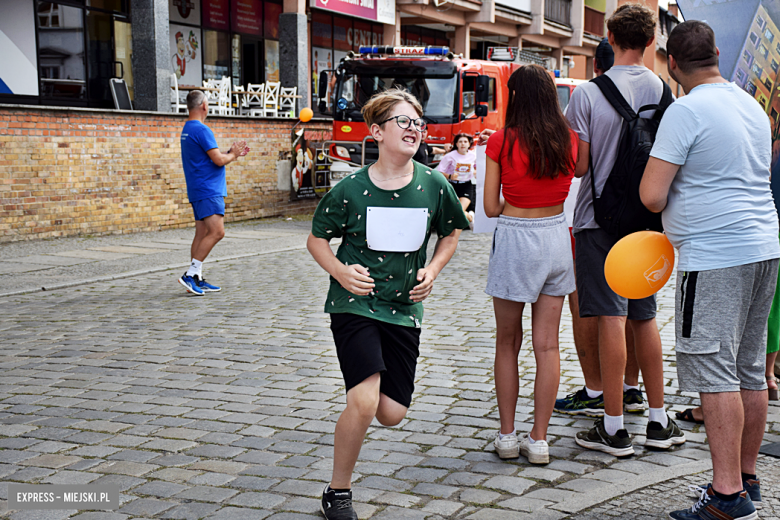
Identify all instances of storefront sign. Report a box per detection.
[231,0,263,36]
[203,0,229,30]
[312,0,395,25]
[170,0,201,25]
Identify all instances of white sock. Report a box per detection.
[649,407,669,427]
[498,429,516,439]
[186,259,202,278]
[585,386,603,398]
[527,434,536,444]
[623,383,640,392]
[604,413,623,436]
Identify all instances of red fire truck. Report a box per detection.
[313,46,524,188]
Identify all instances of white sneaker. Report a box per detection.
[494,432,519,459]
[519,433,549,464]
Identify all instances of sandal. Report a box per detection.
[767,376,779,401]
[675,408,704,424]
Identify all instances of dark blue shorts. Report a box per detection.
[191,197,225,221]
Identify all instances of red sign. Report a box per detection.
[203,0,229,30]
[231,0,263,36]
[314,0,376,23]
[333,15,352,51]
[312,12,333,47]
[264,2,282,39]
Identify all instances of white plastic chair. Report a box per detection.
[263,81,280,117]
[209,77,233,116]
[246,83,264,117]
[232,85,249,115]
[170,74,187,113]
[279,86,297,117]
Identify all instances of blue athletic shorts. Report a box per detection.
[191,197,225,221]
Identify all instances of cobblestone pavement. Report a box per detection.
[0,225,779,519]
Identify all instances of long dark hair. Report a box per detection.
[501,64,574,180]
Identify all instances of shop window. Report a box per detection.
[204,30,230,80]
[765,28,775,44]
[38,3,87,99]
[232,34,241,86]
[86,9,114,105]
[265,40,279,82]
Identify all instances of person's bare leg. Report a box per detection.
[598,315,627,417]
[459,198,473,221]
[767,351,779,388]
[569,289,601,391]
[740,388,768,476]
[700,391,744,495]
[530,294,564,441]
[629,318,665,409]
[493,297,525,434]
[375,393,408,427]
[624,323,640,387]
[331,374,381,489]
[191,220,207,260]
[192,214,225,262]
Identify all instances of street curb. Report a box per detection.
[0,242,327,298]
[553,458,713,516]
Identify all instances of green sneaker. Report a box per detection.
[554,387,605,417]
[644,416,686,449]
[623,388,646,414]
[575,417,634,457]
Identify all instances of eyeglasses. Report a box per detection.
[378,115,427,133]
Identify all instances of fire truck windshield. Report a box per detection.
[335,62,458,124]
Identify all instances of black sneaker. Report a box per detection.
[321,485,358,520]
[623,388,646,413]
[575,417,634,457]
[644,416,686,449]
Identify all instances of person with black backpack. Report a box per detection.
[565,3,686,456]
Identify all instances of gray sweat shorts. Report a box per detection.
[675,259,779,393]
[485,213,575,303]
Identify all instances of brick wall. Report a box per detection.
[0,106,332,243]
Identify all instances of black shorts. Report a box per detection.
[450,181,473,200]
[330,313,421,408]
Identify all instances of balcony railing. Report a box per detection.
[584,5,605,37]
[545,0,571,26]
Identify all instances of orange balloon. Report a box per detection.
[604,231,675,300]
[299,107,314,123]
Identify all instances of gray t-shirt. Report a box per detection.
[565,66,665,233]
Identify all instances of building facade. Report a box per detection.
[0,0,609,112]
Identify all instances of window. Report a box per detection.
[488,77,496,112]
[771,107,778,124]
[753,62,764,77]
[462,76,475,117]
[743,50,754,66]
[735,68,747,83]
[204,30,230,80]
[557,85,570,111]
[750,32,759,45]
[765,29,775,43]
[759,43,769,59]
[772,60,779,74]
[38,3,86,99]
[765,76,773,91]
[758,94,767,109]
[757,15,766,29]
[747,81,758,96]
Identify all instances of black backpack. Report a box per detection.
[589,75,674,237]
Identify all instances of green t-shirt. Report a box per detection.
[311,161,471,328]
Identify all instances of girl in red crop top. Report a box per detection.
[484,65,577,464]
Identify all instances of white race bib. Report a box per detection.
[366,207,429,252]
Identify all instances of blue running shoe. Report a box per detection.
[691,479,762,510]
[554,387,605,416]
[194,275,221,292]
[670,485,757,520]
[178,273,205,295]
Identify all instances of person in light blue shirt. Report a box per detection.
[178,90,249,296]
[641,20,780,520]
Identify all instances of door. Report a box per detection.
[242,38,263,85]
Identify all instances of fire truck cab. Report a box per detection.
[318,46,522,187]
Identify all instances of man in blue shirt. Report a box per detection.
[641,21,780,520]
[179,90,249,295]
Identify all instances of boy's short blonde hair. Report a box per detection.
[361,89,424,129]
